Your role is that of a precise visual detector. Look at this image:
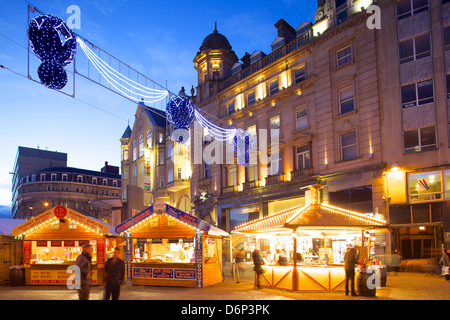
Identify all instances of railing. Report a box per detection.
[265,174,285,186]
[242,180,260,191]
[222,185,238,194]
[290,168,313,180]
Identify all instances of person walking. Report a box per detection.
[344,246,359,296]
[252,248,264,289]
[103,247,125,300]
[439,248,450,281]
[75,243,93,300]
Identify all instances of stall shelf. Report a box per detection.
[12,205,114,286]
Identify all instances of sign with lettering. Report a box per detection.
[30,269,97,285]
[195,232,203,288]
[153,268,174,279]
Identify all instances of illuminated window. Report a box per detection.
[50,220,60,230]
[270,115,280,139]
[296,145,311,170]
[149,215,159,228]
[247,164,258,182]
[133,139,137,161]
[227,166,237,187]
[147,130,152,148]
[408,171,442,202]
[139,135,144,157]
[68,220,77,230]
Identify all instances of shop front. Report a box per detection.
[12,205,114,285]
[115,201,228,288]
[232,185,390,292]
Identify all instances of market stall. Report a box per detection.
[115,200,229,288]
[12,205,115,285]
[232,185,390,293]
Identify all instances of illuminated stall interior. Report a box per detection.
[232,185,389,291]
[12,206,114,285]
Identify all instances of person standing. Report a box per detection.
[252,248,263,289]
[103,247,125,300]
[344,246,359,296]
[439,248,450,281]
[75,243,93,300]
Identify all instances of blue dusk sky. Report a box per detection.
[0,0,317,218]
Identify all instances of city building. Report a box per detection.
[11,146,121,225]
[120,100,191,222]
[189,0,450,260]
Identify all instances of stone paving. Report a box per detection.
[0,271,449,300]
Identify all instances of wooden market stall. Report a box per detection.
[115,201,229,288]
[11,205,115,286]
[232,185,390,293]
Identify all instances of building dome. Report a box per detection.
[200,23,232,52]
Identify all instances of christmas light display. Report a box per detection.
[28,14,77,89]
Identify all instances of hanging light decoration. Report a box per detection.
[233,129,255,166]
[28,14,77,90]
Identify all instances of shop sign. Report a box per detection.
[23,241,32,267]
[166,205,210,232]
[97,237,105,268]
[51,241,62,247]
[133,267,152,279]
[31,269,97,285]
[175,269,195,280]
[54,205,67,219]
[153,268,174,279]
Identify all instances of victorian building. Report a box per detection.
[189,0,450,260]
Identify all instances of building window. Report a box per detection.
[447,74,450,99]
[227,101,235,115]
[168,168,174,183]
[177,167,182,180]
[335,0,348,25]
[113,180,118,187]
[295,145,311,170]
[159,133,164,144]
[159,152,165,165]
[270,79,279,95]
[339,86,354,114]
[51,174,57,181]
[147,130,152,148]
[204,163,210,179]
[269,151,283,176]
[408,171,442,202]
[133,139,137,161]
[296,105,308,130]
[404,125,437,153]
[341,131,357,161]
[40,174,45,181]
[203,127,211,144]
[139,135,144,158]
[77,175,83,183]
[160,176,164,188]
[270,115,281,139]
[401,79,434,108]
[399,33,431,64]
[92,177,97,185]
[227,166,237,187]
[247,164,258,181]
[444,27,450,51]
[247,91,256,106]
[336,46,352,67]
[397,0,429,20]
[294,67,306,84]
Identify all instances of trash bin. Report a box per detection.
[9,266,25,286]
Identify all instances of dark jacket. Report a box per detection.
[104,257,125,285]
[344,248,359,271]
[252,250,264,274]
[75,251,92,286]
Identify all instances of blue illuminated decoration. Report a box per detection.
[166,95,195,129]
[28,14,77,90]
[233,129,255,166]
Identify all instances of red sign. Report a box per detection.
[23,241,32,267]
[97,238,105,268]
[54,205,67,219]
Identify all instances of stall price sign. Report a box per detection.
[153,268,174,279]
[195,232,203,288]
[174,269,196,280]
[132,267,153,279]
[23,241,32,267]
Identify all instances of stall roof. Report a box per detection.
[115,203,229,237]
[0,218,27,236]
[232,202,389,235]
[11,206,114,237]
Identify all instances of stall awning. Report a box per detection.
[232,202,389,235]
[11,206,113,237]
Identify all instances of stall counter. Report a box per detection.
[259,265,346,291]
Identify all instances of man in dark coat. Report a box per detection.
[103,247,125,300]
[252,249,263,289]
[344,246,359,296]
[75,243,93,300]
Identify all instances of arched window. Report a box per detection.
[133,139,137,161]
[139,135,144,157]
[147,130,152,148]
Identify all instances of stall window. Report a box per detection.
[408,171,442,202]
[167,216,177,227]
[68,220,78,230]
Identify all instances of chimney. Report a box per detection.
[274,19,296,43]
[241,52,251,68]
